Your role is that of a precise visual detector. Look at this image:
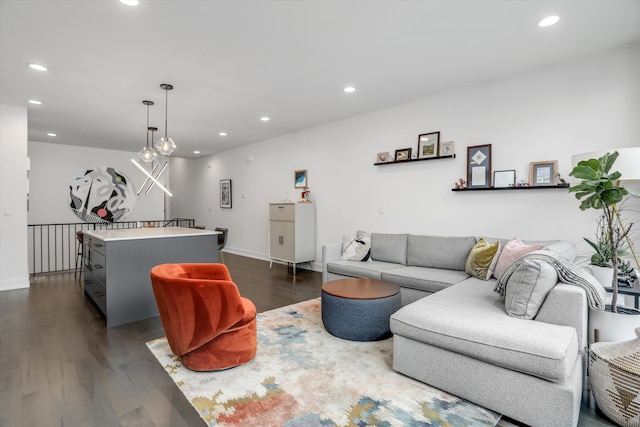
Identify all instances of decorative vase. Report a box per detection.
[589,305,640,343]
[589,327,640,426]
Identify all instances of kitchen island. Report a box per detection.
[83,226,220,327]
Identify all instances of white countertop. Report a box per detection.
[84,226,220,241]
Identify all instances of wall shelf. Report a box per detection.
[452,183,570,192]
[374,154,456,166]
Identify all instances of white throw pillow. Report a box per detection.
[340,233,372,261]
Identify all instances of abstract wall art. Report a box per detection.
[68,167,136,223]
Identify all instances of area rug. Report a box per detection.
[147,298,501,426]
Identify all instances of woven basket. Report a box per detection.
[589,327,640,427]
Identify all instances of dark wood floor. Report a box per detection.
[0,253,616,427]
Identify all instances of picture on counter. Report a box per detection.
[417,132,440,159]
[439,141,455,157]
[294,169,308,188]
[493,170,516,188]
[466,144,492,189]
[220,179,232,208]
[376,152,390,163]
[530,160,558,186]
[395,148,412,161]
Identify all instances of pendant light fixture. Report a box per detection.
[138,100,158,163]
[155,83,177,156]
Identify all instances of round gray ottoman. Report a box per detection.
[321,278,401,342]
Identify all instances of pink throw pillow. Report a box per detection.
[492,238,543,280]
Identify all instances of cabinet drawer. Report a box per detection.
[270,204,294,221]
[91,251,107,284]
[91,281,107,315]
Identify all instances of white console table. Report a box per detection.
[268,202,315,274]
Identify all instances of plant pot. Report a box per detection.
[589,304,640,343]
[585,265,614,287]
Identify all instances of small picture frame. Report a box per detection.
[376,152,390,163]
[294,169,308,188]
[466,144,492,189]
[530,161,558,186]
[417,132,440,159]
[493,170,516,188]
[220,179,232,208]
[439,141,455,157]
[395,148,412,161]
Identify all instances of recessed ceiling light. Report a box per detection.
[28,63,47,71]
[538,15,559,27]
[119,0,139,6]
[260,117,270,122]
[344,86,356,93]
[28,99,42,105]
[47,133,56,137]
[219,132,227,136]
[193,151,200,154]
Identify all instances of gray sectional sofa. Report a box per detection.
[322,232,596,427]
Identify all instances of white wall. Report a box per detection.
[0,104,29,290]
[28,141,167,224]
[169,43,640,270]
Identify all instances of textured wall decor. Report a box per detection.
[68,167,136,223]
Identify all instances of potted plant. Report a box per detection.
[569,150,639,314]
[583,212,636,293]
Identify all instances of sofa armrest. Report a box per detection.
[536,283,588,353]
[322,242,342,283]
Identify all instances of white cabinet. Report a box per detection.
[269,202,315,274]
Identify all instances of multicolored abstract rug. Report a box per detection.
[147,298,501,426]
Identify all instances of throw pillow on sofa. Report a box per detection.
[465,238,501,280]
[340,232,372,261]
[493,237,543,280]
[504,258,558,319]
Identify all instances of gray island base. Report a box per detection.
[83,226,220,327]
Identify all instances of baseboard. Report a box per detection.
[222,247,322,272]
[0,276,30,291]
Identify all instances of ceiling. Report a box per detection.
[1,0,639,159]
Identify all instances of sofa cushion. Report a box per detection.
[493,238,544,280]
[381,266,470,293]
[465,238,501,280]
[407,235,477,271]
[504,259,558,319]
[390,278,579,382]
[326,260,401,280]
[340,233,372,261]
[370,233,408,264]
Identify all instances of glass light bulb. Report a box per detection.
[155,136,176,156]
[138,146,157,163]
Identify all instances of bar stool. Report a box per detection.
[74,231,84,278]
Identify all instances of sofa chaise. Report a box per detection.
[322,232,604,427]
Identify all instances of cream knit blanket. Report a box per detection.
[494,249,606,311]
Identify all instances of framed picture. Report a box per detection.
[417,132,440,159]
[376,152,390,163]
[395,148,412,161]
[220,179,232,208]
[493,170,516,188]
[530,160,558,186]
[466,144,492,188]
[439,141,455,157]
[294,169,308,188]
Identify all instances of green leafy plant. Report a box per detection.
[569,151,640,312]
[584,213,633,274]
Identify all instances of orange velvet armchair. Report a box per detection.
[150,263,257,371]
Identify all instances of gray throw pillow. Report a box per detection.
[504,259,558,320]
